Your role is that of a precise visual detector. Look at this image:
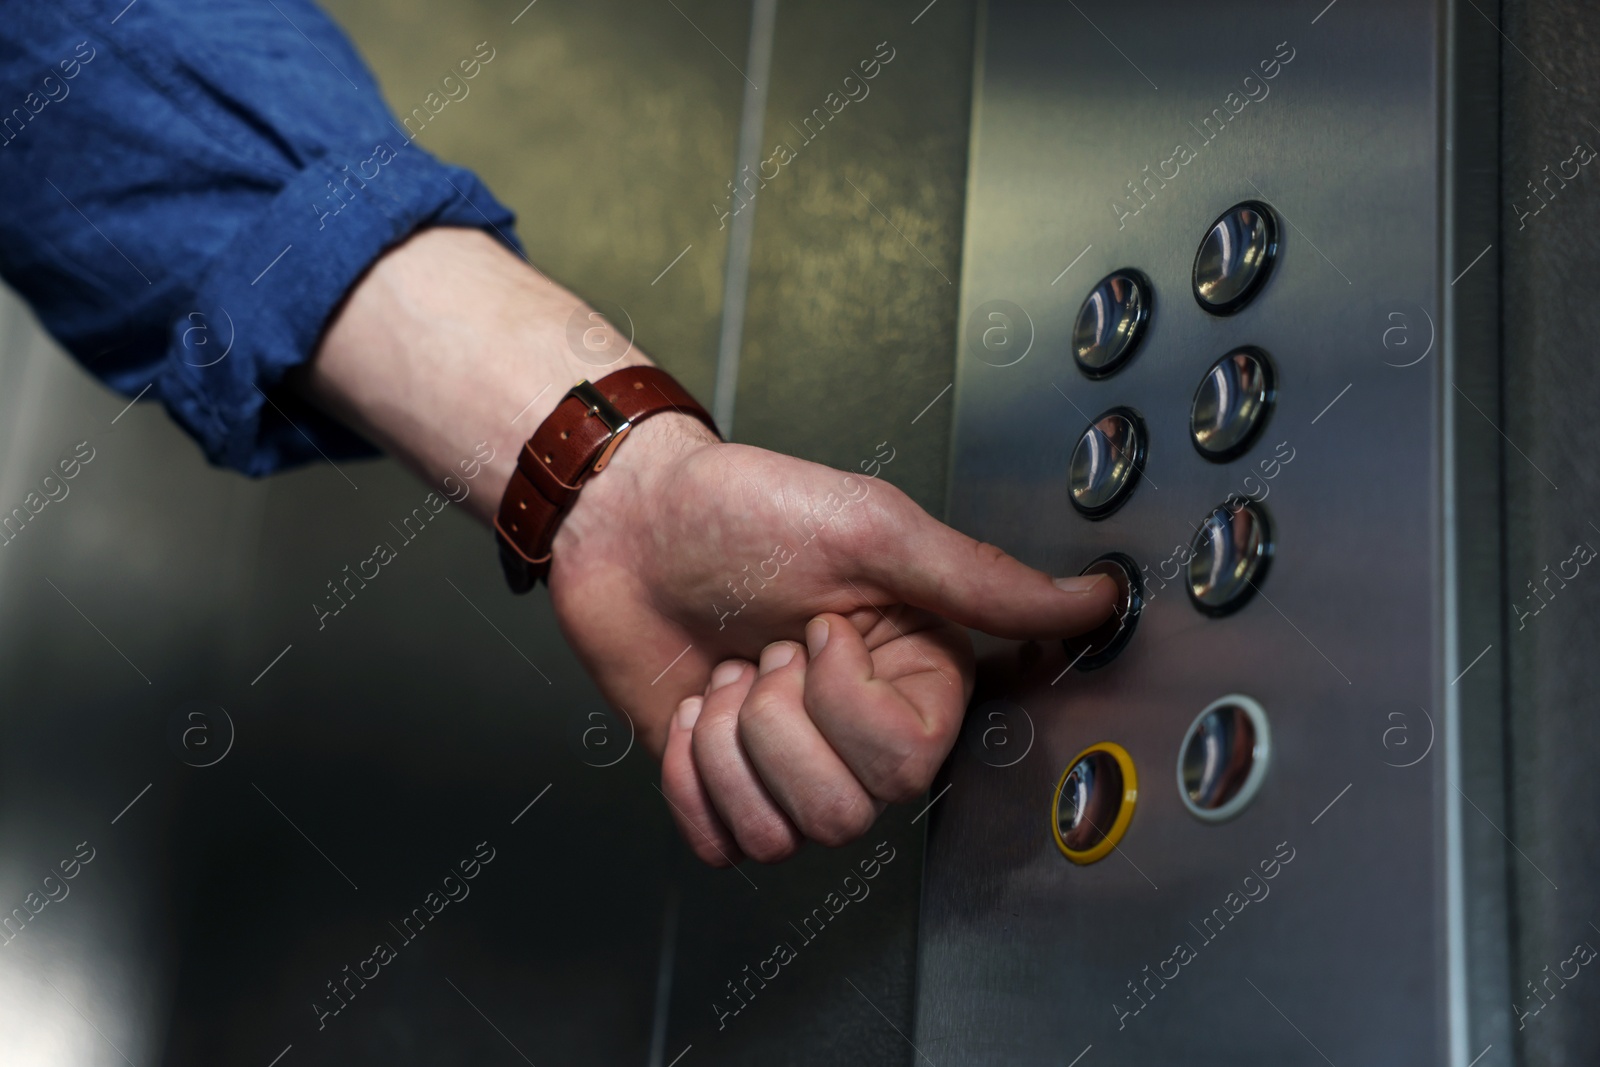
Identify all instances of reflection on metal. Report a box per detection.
[1067,407,1145,518]
[1051,742,1137,864]
[1062,552,1142,670]
[1177,694,1271,822]
[1192,200,1278,314]
[1190,347,1275,461]
[1186,500,1272,616]
[1072,269,1150,378]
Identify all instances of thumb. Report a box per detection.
[853,497,1116,640]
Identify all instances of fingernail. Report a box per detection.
[805,616,830,658]
[676,696,703,731]
[759,641,798,675]
[1053,574,1110,594]
[709,660,745,692]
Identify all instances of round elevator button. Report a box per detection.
[1193,201,1278,314]
[1068,407,1146,519]
[1072,269,1151,378]
[1052,742,1138,864]
[1062,552,1143,670]
[1191,347,1276,461]
[1178,694,1271,822]
[1187,499,1273,615]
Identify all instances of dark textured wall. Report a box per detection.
[731,1,974,514]
[321,0,749,401]
[1500,2,1600,1065]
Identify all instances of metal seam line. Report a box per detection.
[709,0,779,438]
[645,12,778,1056]
[645,879,683,1067]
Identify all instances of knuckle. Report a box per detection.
[825,482,908,556]
[738,816,799,864]
[970,538,1010,568]
[878,763,936,804]
[798,792,876,847]
[870,734,945,803]
[691,837,733,868]
[864,716,947,799]
[738,688,790,732]
[924,712,961,754]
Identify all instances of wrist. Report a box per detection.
[549,410,719,575]
[301,226,655,526]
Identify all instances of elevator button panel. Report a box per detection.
[1190,347,1276,461]
[1068,407,1146,518]
[1062,552,1143,670]
[928,3,1499,1062]
[1187,499,1273,616]
[1192,200,1278,314]
[1177,694,1271,822]
[1052,742,1138,865]
[1072,269,1151,378]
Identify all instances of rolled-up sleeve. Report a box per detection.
[0,0,521,474]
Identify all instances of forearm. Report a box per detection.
[299,226,661,524]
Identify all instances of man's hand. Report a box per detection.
[304,226,1115,868]
[550,414,1114,866]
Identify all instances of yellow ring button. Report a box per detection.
[1051,741,1138,864]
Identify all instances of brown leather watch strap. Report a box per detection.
[494,366,718,593]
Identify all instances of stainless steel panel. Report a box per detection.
[916,2,1507,1064]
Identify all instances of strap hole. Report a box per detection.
[560,431,569,440]
[518,500,526,510]
[633,380,644,389]
[543,453,553,463]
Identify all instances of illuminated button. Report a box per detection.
[1062,552,1143,670]
[1193,201,1278,314]
[1052,742,1138,864]
[1072,269,1151,378]
[1178,695,1271,822]
[1068,407,1146,519]
[1187,499,1273,615]
[1191,347,1276,461]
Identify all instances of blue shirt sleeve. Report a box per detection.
[0,0,522,475]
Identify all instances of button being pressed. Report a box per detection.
[1062,552,1143,670]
